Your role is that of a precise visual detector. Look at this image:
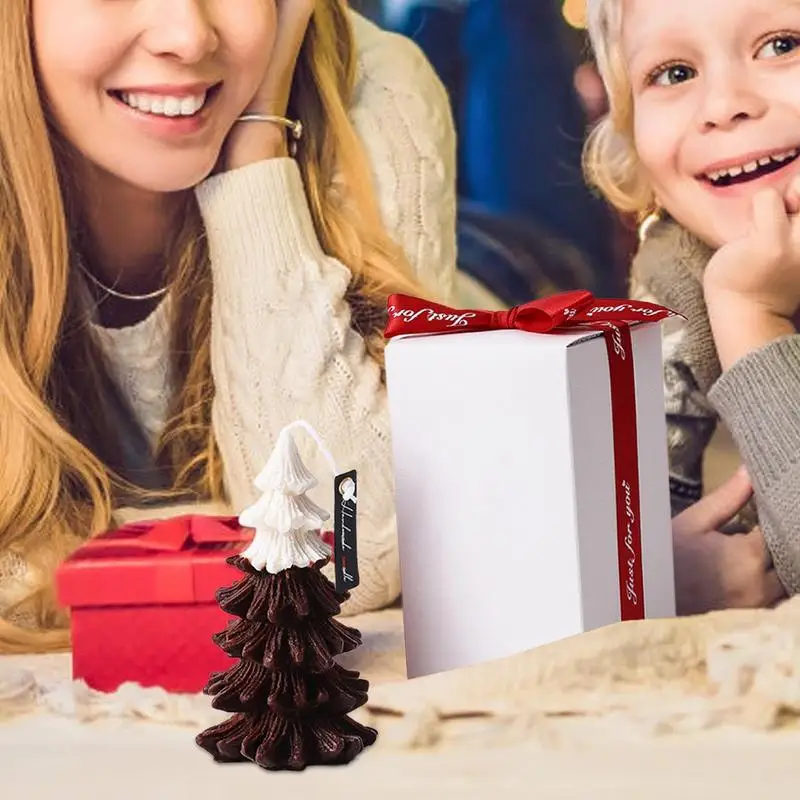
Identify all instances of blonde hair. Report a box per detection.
[0,0,426,652]
[583,0,655,217]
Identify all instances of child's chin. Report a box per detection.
[703,222,743,250]
[681,205,752,250]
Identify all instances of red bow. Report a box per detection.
[79,515,249,554]
[384,290,680,339]
[57,515,252,610]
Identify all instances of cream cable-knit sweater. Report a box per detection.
[0,13,461,624]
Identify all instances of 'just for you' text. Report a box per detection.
[589,320,627,360]
[620,478,639,606]
[584,303,662,318]
[388,305,477,329]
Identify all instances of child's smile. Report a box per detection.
[699,145,800,188]
[623,0,800,247]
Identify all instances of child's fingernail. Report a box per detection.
[737,465,749,477]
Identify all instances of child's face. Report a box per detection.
[33,0,275,194]
[623,0,800,247]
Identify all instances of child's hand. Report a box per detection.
[703,185,800,320]
[702,186,800,369]
[672,468,785,615]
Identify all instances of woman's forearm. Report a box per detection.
[194,159,402,615]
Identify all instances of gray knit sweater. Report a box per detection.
[630,216,800,595]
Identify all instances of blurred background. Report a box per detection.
[352,0,638,306]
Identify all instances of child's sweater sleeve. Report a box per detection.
[631,223,800,594]
[708,338,800,594]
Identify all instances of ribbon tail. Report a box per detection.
[189,515,251,544]
[600,325,646,620]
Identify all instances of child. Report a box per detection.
[584,0,800,613]
[0,2,457,652]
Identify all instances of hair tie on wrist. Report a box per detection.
[235,113,303,155]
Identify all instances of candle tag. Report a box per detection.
[333,470,359,594]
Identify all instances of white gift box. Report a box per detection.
[386,318,676,679]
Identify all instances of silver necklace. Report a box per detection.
[72,111,301,302]
[77,257,170,302]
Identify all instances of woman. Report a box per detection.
[0,0,457,651]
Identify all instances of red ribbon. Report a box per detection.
[384,291,681,621]
[80,515,249,554]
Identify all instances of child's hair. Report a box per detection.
[583,0,656,217]
[0,0,425,652]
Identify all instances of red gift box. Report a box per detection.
[56,514,252,694]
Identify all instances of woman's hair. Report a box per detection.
[582,0,655,216]
[0,0,426,652]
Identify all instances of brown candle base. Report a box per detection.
[196,557,377,770]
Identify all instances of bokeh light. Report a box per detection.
[562,0,587,29]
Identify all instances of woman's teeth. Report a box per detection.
[119,91,206,117]
[705,148,799,186]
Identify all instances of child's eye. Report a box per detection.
[756,34,800,59]
[648,63,696,87]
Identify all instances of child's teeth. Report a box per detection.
[706,147,800,183]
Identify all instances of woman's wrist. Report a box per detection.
[705,290,797,371]
[219,124,289,172]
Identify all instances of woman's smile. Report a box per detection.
[106,82,225,140]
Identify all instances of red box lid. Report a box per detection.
[55,515,253,608]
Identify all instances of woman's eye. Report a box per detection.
[650,63,696,87]
[757,35,800,59]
